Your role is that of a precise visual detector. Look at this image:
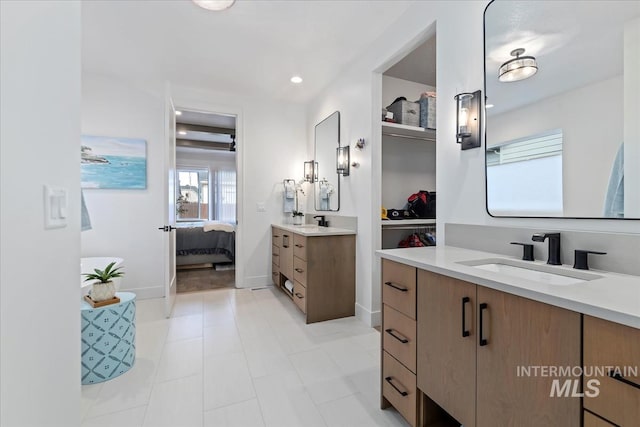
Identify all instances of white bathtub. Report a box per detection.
[81,257,124,297]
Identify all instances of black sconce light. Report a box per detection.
[303,160,317,183]
[454,90,482,150]
[336,146,350,176]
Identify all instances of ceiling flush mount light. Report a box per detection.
[304,160,318,183]
[178,130,187,136]
[290,76,303,84]
[175,110,182,116]
[336,146,350,176]
[454,90,482,150]
[499,48,538,83]
[192,0,235,11]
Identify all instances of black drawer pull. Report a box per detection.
[608,370,640,390]
[385,328,409,344]
[479,303,488,346]
[461,296,470,338]
[384,281,408,292]
[272,253,279,257]
[295,268,304,273]
[295,244,304,248]
[273,234,280,238]
[295,292,304,299]
[385,376,408,396]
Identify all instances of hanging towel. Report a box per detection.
[283,180,295,213]
[603,143,624,218]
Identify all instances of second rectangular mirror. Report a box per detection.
[314,111,340,211]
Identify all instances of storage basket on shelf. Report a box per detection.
[387,99,420,127]
[418,94,436,130]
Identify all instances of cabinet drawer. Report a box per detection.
[383,304,416,373]
[583,316,640,427]
[382,259,416,319]
[584,411,616,427]
[271,263,279,286]
[271,245,280,267]
[293,281,306,314]
[293,257,307,287]
[382,351,417,427]
[293,234,307,260]
[272,228,282,248]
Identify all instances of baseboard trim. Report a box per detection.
[239,275,270,289]
[355,303,381,327]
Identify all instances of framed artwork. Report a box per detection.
[81,135,147,189]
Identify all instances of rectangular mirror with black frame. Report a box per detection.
[484,0,640,219]
[314,111,340,211]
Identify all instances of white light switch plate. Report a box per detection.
[44,185,68,229]
[256,202,266,212]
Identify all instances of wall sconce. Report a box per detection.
[454,90,482,150]
[336,146,350,176]
[303,160,317,183]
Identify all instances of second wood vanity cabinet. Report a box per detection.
[271,226,355,324]
[382,260,583,427]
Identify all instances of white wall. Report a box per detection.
[81,73,166,298]
[624,18,640,217]
[1,2,82,426]
[81,75,307,292]
[307,0,639,326]
[488,76,623,217]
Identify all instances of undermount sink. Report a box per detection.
[457,258,603,286]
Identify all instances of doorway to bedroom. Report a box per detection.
[174,109,237,293]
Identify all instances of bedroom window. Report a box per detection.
[177,169,209,221]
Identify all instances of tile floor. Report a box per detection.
[81,286,408,427]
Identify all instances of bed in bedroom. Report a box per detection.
[175,222,235,267]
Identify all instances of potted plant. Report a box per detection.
[292,181,305,225]
[292,210,304,225]
[83,261,124,302]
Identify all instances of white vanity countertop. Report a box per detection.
[377,246,640,329]
[273,223,356,236]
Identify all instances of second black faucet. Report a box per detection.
[532,233,561,265]
[314,215,329,227]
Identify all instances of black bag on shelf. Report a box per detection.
[407,190,436,218]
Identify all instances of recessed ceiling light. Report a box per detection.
[486,104,494,109]
[175,110,182,116]
[192,0,235,11]
[290,76,303,84]
[178,131,187,135]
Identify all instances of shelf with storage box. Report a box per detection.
[271,225,356,323]
[382,121,436,141]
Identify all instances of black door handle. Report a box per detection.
[479,303,488,346]
[384,281,408,292]
[158,226,168,231]
[385,328,409,344]
[462,297,470,338]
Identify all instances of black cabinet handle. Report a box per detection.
[272,253,279,257]
[384,281,408,292]
[295,244,304,248]
[273,234,280,238]
[461,297,470,338]
[479,303,488,346]
[384,377,408,396]
[295,292,304,299]
[295,268,304,273]
[385,328,409,344]
[608,369,640,390]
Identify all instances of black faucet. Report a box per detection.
[532,233,561,265]
[313,215,329,227]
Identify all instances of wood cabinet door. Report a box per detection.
[280,232,294,280]
[476,287,581,427]
[417,270,477,427]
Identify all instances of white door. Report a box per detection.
[164,84,177,318]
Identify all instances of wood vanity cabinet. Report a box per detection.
[382,267,582,427]
[271,226,355,324]
[583,315,640,427]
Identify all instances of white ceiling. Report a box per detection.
[384,35,436,86]
[82,0,415,103]
[485,0,640,115]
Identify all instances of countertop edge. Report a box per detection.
[377,249,640,330]
[272,223,356,236]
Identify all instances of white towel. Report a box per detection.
[284,280,294,294]
[284,181,295,199]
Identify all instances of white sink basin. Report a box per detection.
[457,258,602,286]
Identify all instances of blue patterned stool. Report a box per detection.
[81,292,136,384]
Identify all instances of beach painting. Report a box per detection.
[81,135,147,189]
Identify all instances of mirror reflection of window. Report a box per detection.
[487,130,563,216]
